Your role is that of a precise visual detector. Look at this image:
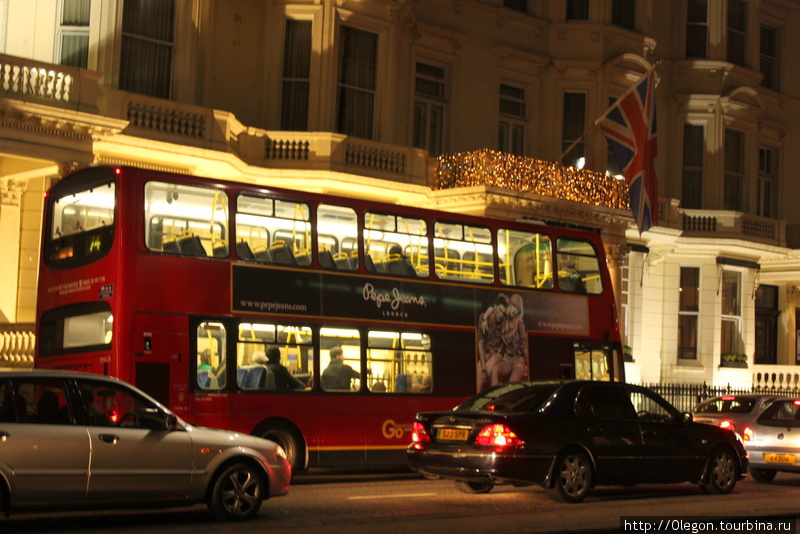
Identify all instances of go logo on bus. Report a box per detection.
[382,419,411,439]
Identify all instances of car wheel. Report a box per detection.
[546,450,593,503]
[454,480,494,494]
[702,446,738,495]
[258,422,305,472]
[208,462,264,521]
[749,467,777,483]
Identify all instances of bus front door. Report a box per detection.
[132,313,190,418]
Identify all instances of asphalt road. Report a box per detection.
[3,469,800,534]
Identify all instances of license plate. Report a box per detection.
[763,453,796,464]
[437,428,469,441]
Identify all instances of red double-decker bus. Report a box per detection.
[36,164,624,470]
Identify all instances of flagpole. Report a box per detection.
[557,60,660,163]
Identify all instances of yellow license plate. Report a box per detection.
[763,453,796,464]
[438,428,469,441]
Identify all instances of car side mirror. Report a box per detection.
[166,413,179,431]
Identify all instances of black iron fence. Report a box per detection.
[640,382,800,413]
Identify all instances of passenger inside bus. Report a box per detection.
[259,347,305,390]
[321,346,360,391]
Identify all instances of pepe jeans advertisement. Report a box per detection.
[231,264,588,335]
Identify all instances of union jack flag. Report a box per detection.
[599,69,658,234]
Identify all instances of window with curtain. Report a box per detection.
[413,63,447,156]
[561,92,586,168]
[678,267,700,360]
[566,0,589,20]
[757,147,777,218]
[498,84,526,156]
[726,0,747,66]
[336,26,377,140]
[611,0,635,30]
[503,0,527,12]
[682,124,704,209]
[723,129,744,212]
[760,24,779,90]
[686,0,708,58]
[119,0,175,99]
[281,19,312,131]
[720,270,742,356]
[58,0,91,68]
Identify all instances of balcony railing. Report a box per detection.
[658,197,785,247]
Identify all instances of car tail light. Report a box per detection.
[474,424,522,449]
[718,420,736,432]
[411,421,431,443]
[743,426,753,441]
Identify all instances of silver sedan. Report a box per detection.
[0,370,290,520]
[742,397,800,482]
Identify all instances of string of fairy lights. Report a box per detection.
[435,149,630,211]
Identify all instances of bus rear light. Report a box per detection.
[411,422,431,443]
[474,424,522,449]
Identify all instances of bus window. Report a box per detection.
[367,331,432,394]
[498,229,553,288]
[434,221,493,283]
[574,344,610,381]
[47,177,115,268]
[320,327,362,392]
[196,321,227,390]
[144,182,228,257]
[235,194,311,265]
[38,302,113,357]
[556,238,603,294]
[363,212,428,277]
[236,323,313,390]
[317,204,358,271]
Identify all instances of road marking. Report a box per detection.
[349,493,438,500]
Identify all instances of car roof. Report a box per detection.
[0,369,123,383]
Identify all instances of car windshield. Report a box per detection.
[456,382,562,413]
[757,400,800,427]
[696,397,756,414]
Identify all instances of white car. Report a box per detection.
[0,370,291,520]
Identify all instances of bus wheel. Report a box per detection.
[258,422,304,472]
[208,461,264,521]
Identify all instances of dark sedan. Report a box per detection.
[407,380,748,503]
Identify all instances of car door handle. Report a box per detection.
[98,433,119,444]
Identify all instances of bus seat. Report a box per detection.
[162,235,181,253]
[236,367,250,388]
[271,241,296,264]
[252,244,271,262]
[198,370,211,388]
[333,252,351,270]
[242,366,273,389]
[395,374,410,393]
[364,254,377,272]
[349,250,360,269]
[236,240,256,260]
[212,240,228,258]
[319,250,336,269]
[178,234,207,256]
[294,249,311,266]
[262,368,277,390]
